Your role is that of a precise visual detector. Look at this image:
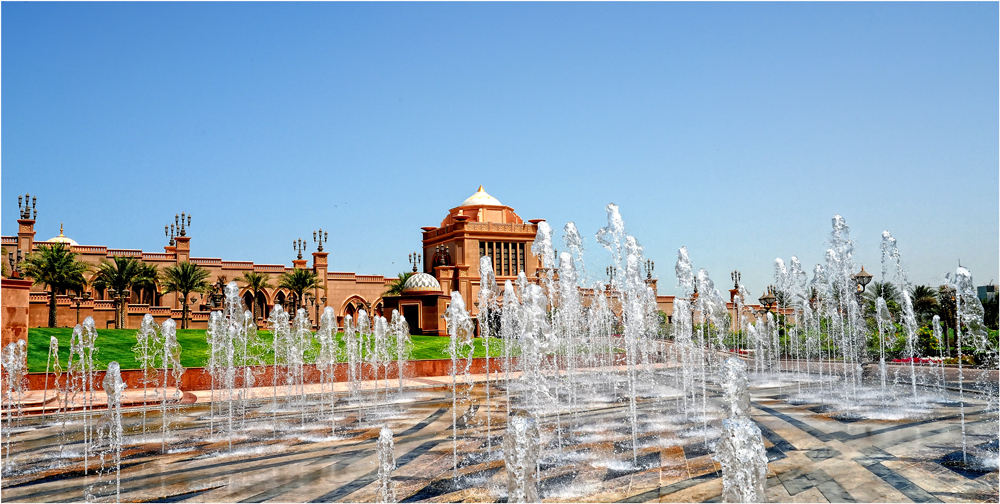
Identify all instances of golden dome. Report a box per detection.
[459,185,502,207]
[48,223,78,246]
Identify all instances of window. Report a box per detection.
[479,240,526,277]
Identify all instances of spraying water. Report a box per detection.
[132,314,159,440]
[100,362,126,503]
[316,306,339,436]
[2,339,27,475]
[444,291,475,481]
[158,319,183,451]
[714,358,768,503]
[504,410,541,503]
[376,427,396,503]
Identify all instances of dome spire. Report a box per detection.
[460,185,502,207]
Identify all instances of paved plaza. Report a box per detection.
[1,366,997,503]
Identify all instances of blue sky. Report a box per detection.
[3,2,997,296]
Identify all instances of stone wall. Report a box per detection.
[1,279,32,361]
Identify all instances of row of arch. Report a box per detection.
[238,289,385,321]
[81,285,387,323]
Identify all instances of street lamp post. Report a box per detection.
[313,229,328,252]
[73,292,91,325]
[293,239,306,260]
[851,265,873,306]
[306,293,316,327]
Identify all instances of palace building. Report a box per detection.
[383,186,546,335]
[2,187,703,340]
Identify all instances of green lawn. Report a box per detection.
[25,328,505,372]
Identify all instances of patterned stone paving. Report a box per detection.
[1,370,997,503]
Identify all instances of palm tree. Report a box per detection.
[863,281,901,318]
[382,272,414,297]
[278,268,324,314]
[21,244,90,328]
[161,262,211,329]
[936,285,957,355]
[910,285,939,324]
[92,256,158,329]
[137,262,160,305]
[236,271,272,321]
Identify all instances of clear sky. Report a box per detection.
[3,2,997,296]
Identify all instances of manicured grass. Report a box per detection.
[25,328,504,372]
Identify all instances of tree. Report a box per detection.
[161,262,211,329]
[982,295,998,331]
[910,285,939,324]
[236,271,273,321]
[936,285,957,355]
[863,281,901,318]
[278,268,324,314]
[20,244,90,328]
[92,256,158,329]
[137,262,161,305]
[382,272,414,297]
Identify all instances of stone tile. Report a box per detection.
[789,486,832,503]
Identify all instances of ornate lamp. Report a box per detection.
[294,238,306,260]
[759,287,776,314]
[409,252,421,273]
[852,265,873,299]
[313,229,328,252]
[73,291,91,325]
[175,213,191,237]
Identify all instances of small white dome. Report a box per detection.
[460,185,502,207]
[403,272,441,293]
[48,223,78,246]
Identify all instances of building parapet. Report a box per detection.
[466,222,536,234]
[357,274,386,283]
[74,245,109,254]
[142,252,175,261]
[108,249,143,257]
[254,264,286,273]
[222,260,254,270]
[329,272,357,281]
[423,224,456,239]
[190,257,222,266]
[1,236,16,246]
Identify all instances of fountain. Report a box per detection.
[316,306,339,435]
[99,361,126,503]
[158,318,183,450]
[2,339,27,475]
[376,426,396,504]
[66,317,99,473]
[1,208,996,503]
[714,357,768,503]
[391,309,410,394]
[504,410,540,503]
[444,291,475,481]
[132,314,158,439]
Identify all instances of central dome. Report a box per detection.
[459,185,502,207]
[403,272,441,293]
[47,223,78,246]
